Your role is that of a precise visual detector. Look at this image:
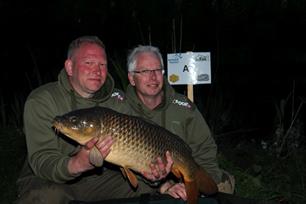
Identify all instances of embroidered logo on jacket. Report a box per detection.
[172,99,191,108]
[111,92,124,101]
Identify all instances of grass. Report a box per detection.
[218,140,306,204]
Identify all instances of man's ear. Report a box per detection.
[64,59,73,76]
[128,72,136,86]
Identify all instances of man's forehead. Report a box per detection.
[136,52,160,65]
[75,44,106,58]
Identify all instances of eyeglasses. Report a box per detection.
[132,68,165,76]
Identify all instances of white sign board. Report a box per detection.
[167,52,211,85]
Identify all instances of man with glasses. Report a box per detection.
[124,45,282,204]
[124,45,235,201]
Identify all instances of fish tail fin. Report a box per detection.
[173,164,199,204]
[185,181,199,204]
[195,166,218,195]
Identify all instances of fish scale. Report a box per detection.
[53,106,217,204]
[108,112,167,167]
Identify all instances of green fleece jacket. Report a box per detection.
[20,69,126,183]
[124,79,222,184]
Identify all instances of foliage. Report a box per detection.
[0,93,25,128]
[109,55,129,91]
[204,82,236,135]
[0,128,26,204]
[218,143,306,204]
[268,81,305,158]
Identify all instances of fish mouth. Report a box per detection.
[52,118,64,134]
[52,118,88,145]
[52,120,79,143]
[52,121,61,134]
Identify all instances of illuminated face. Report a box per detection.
[65,43,108,98]
[128,52,164,100]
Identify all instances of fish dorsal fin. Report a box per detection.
[122,167,139,188]
[89,146,104,167]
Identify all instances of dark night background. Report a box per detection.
[2,0,306,135]
[1,0,306,203]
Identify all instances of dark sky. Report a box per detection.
[1,0,306,133]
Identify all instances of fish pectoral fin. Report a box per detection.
[89,146,104,167]
[123,167,139,188]
[171,165,182,178]
[120,167,127,178]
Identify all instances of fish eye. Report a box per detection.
[80,120,95,129]
[70,116,77,124]
[81,120,88,126]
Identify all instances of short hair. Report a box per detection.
[127,45,164,73]
[67,36,106,59]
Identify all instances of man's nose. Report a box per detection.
[92,64,101,75]
[149,70,157,78]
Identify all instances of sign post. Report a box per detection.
[187,84,194,102]
[167,52,211,102]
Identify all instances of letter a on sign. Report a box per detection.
[183,65,189,72]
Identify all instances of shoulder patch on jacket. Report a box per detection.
[172,98,192,109]
[171,93,196,110]
[111,90,125,101]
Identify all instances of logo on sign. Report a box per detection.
[168,53,183,64]
[169,74,179,83]
[195,54,209,61]
[197,74,209,81]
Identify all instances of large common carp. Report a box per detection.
[53,106,217,204]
